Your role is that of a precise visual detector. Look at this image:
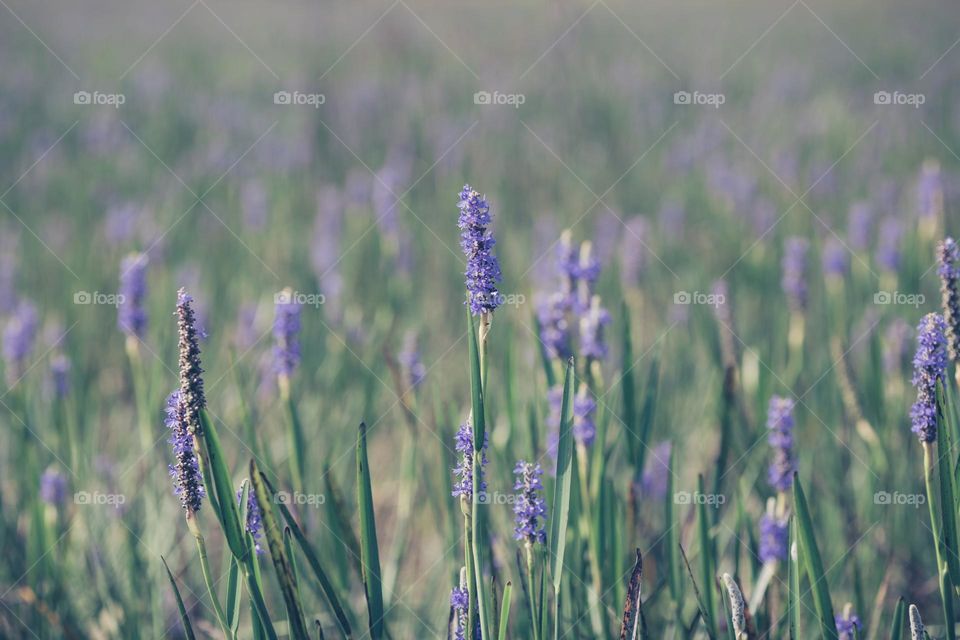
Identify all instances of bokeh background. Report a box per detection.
[1,0,959,638]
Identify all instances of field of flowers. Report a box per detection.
[2,1,960,638]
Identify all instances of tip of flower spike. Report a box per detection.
[177,287,192,306]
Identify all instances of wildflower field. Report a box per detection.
[3,1,960,638]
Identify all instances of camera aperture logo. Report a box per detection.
[274,491,325,507]
[673,91,725,108]
[874,491,924,508]
[274,91,326,108]
[73,91,125,108]
[274,290,325,308]
[674,491,726,507]
[75,491,126,508]
[474,90,525,108]
[874,91,925,108]
[673,290,725,307]
[74,291,126,307]
[873,290,924,308]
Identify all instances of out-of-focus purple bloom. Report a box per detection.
[835,612,863,640]
[579,297,611,361]
[766,396,796,492]
[537,292,573,362]
[576,244,601,313]
[513,460,547,545]
[452,421,488,500]
[118,253,148,339]
[40,468,68,505]
[750,197,777,240]
[176,289,206,436]
[237,488,264,554]
[557,230,579,306]
[49,354,71,399]
[640,441,671,499]
[659,200,685,242]
[310,186,344,314]
[918,159,944,220]
[883,318,913,374]
[240,179,268,231]
[938,237,960,361]
[910,313,948,443]
[103,202,141,246]
[165,390,205,513]
[398,332,426,390]
[822,238,849,278]
[758,514,788,563]
[272,291,301,378]
[781,237,809,312]
[3,300,38,383]
[620,216,650,289]
[847,201,873,252]
[450,582,469,640]
[875,217,902,273]
[458,185,503,316]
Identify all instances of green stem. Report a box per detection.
[187,513,233,640]
[525,545,540,640]
[924,442,956,640]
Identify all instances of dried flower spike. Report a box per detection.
[909,604,924,640]
[938,237,960,362]
[722,573,747,640]
[176,288,206,437]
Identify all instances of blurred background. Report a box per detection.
[1,0,959,637]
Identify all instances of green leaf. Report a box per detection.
[788,517,800,640]
[357,422,385,640]
[261,473,354,639]
[936,382,960,583]
[665,446,682,607]
[250,459,310,640]
[888,597,904,640]
[497,581,513,640]
[793,474,838,640]
[199,410,247,560]
[226,556,242,636]
[678,544,716,640]
[549,358,576,640]
[697,474,717,638]
[161,556,197,640]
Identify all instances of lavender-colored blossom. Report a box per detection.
[835,612,863,640]
[537,292,573,362]
[766,396,796,492]
[450,583,469,640]
[310,187,344,314]
[458,185,503,315]
[398,332,426,389]
[49,354,71,399]
[165,390,205,513]
[557,230,579,306]
[750,197,777,240]
[938,237,960,361]
[452,421,488,500]
[918,160,943,220]
[579,297,611,361]
[513,460,547,545]
[3,300,38,383]
[848,201,873,252]
[176,289,206,437]
[272,292,301,378]
[103,202,141,246]
[40,468,68,505]
[909,313,948,443]
[640,441,671,499]
[875,217,902,273]
[576,243,601,313]
[758,514,788,563]
[237,488,264,554]
[781,237,809,312]
[883,318,913,374]
[118,253,148,339]
[822,238,849,278]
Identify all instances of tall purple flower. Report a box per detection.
[766,396,796,492]
[938,237,960,362]
[452,421,488,500]
[457,185,503,316]
[576,243,601,313]
[537,292,573,361]
[822,238,849,279]
[238,488,264,554]
[49,354,71,399]
[40,468,68,505]
[513,461,547,545]
[640,441,672,499]
[835,611,863,640]
[909,313,948,443]
[847,201,873,252]
[273,290,302,378]
[758,513,788,563]
[118,253,148,339]
[781,237,809,312]
[165,390,205,513]
[557,230,579,306]
[3,300,38,384]
[398,332,426,390]
[876,217,902,273]
[450,580,469,640]
[176,289,206,437]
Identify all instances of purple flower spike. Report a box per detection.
[273,290,302,378]
[576,242,601,313]
[758,514,788,563]
[458,185,503,316]
[118,253,149,339]
[537,292,573,362]
[50,354,71,399]
[176,289,206,437]
[847,201,873,252]
[40,468,68,505]
[450,583,469,640]
[452,421,488,500]
[822,238,849,278]
[3,300,38,382]
[938,237,960,361]
[237,488,264,554]
[398,332,426,390]
[165,390,205,513]
[557,230,579,306]
[781,237,809,312]
[513,460,547,545]
[876,217,902,273]
[910,313,948,443]
[640,441,672,499]
[579,297,611,361]
[836,611,863,640]
[766,396,796,492]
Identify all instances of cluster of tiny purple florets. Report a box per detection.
[118,253,148,339]
[835,612,863,640]
[176,289,206,437]
[766,395,796,492]
[758,514,788,563]
[781,237,809,312]
[273,295,302,377]
[910,313,948,443]
[238,489,264,554]
[458,185,503,316]
[450,585,469,640]
[165,390,205,513]
[452,421,488,500]
[513,461,547,545]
